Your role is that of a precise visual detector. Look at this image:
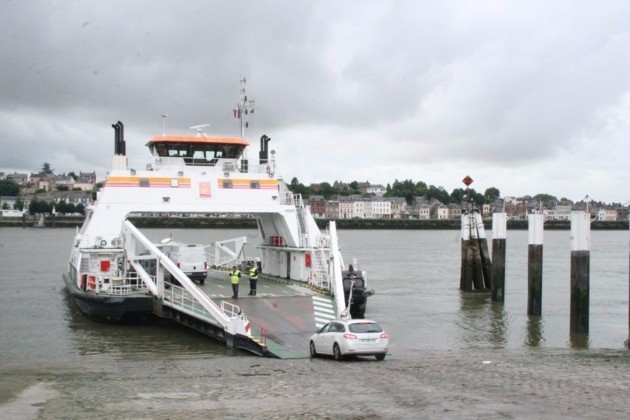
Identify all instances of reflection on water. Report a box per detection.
[62,290,233,362]
[1,227,628,370]
[489,301,508,348]
[570,332,590,349]
[457,291,508,348]
[525,316,544,347]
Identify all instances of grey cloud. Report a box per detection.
[1,1,628,202]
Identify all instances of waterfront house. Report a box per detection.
[324,200,339,219]
[308,195,326,218]
[546,204,572,221]
[597,207,618,221]
[357,182,386,197]
[7,172,28,186]
[368,196,391,219]
[79,171,97,184]
[74,176,96,192]
[387,197,407,218]
[0,196,19,210]
[416,204,431,220]
[54,174,75,190]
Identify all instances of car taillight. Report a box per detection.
[204,262,208,270]
[177,262,180,269]
[380,332,389,339]
[343,333,358,339]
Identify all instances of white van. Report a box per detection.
[161,243,208,285]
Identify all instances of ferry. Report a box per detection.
[63,81,373,357]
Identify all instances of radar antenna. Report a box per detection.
[190,124,210,137]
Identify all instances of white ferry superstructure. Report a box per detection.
[63,87,372,357]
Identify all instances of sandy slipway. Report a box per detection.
[1,348,629,419]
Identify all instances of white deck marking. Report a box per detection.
[312,296,336,327]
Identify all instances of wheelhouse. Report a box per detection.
[147,136,250,166]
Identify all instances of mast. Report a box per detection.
[237,78,255,139]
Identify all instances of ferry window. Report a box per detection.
[223,180,233,189]
[139,178,150,187]
[155,144,167,156]
[250,181,260,189]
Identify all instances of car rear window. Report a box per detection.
[349,322,382,333]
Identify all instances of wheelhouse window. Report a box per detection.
[148,138,248,166]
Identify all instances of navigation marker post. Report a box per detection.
[570,210,591,334]
[491,212,507,302]
[527,211,544,316]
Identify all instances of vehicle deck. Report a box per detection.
[198,269,337,358]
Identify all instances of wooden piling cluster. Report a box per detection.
[458,208,628,347]
[460,211,492,292]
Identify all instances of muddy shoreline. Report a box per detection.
[2,348,628,419]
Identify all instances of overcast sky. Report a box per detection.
[1,1,628,203]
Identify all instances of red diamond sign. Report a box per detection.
[462,175,473,186]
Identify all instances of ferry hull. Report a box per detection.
[62,274,154,323]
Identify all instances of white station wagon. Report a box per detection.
[309,319,389,361]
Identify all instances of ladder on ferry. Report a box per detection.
[310,237,330,290]
[293,194,330,291]
[293,193,309,248]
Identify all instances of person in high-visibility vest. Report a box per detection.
[248,263,259,296]
[229,266,241,299]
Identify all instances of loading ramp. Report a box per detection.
[195,271,337,358]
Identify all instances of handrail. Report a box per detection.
[125,156,271,174]
[84,273,148,295]
[163,283,218,320]
[221,300,247,321]
[122,220,231,326]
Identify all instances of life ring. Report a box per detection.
[87,275,96,291]
[100,240,107,247]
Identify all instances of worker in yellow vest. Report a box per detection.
[248,263,259,296]
[229,266,241,299]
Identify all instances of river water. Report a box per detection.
[0,227,628,371]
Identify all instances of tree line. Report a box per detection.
[288,178,503,206]
[288,177,580,207]
[0,196,85,215]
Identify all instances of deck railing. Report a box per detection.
[85,274,148,296]
[162,282,217,320]
[125,156,272,174]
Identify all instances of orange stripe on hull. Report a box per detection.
[105,177,192,188]
[217,179,279,190]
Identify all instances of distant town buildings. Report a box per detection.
[305,183,628,221]
[1,171,627,221]
[0,169,96,214]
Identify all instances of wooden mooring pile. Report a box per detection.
[460,204,630,346]
[460,210,491,292]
